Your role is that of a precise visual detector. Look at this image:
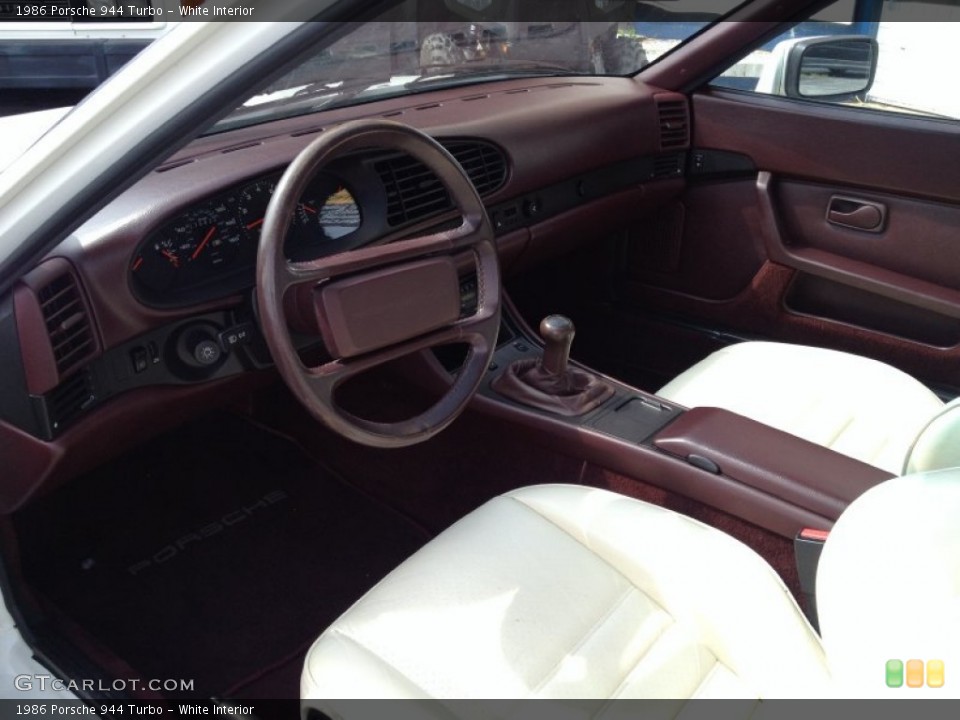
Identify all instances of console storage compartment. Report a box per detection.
[653,407,894,522]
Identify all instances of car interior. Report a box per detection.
[1,0,959,709]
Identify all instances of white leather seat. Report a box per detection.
[301,484,831,702]
[301,474,960,705]
[657,341,956,475]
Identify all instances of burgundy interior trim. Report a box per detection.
[776,180,960,293]
[63,76,656,352]
[0,372,269,513]
[470,391,834,538]
[625,179,765,302]
[653,407,893,519]
[694,91,960,204]
[623,261,960,390]
[12,283,59,397]
[515,180,684,273]
[757,172,960,318]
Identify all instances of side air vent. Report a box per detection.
[652,152,685,179]
[44,368,95,435]
[657,98,690,150]
[374,140,508,226]
[38,271,95,378]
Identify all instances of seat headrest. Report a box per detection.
[816,470,960,697]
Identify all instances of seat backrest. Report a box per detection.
[903,397,960,475]
[816,469,960,697]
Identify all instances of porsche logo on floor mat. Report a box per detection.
[125,490,289,576]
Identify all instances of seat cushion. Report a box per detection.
[301,485,829,702]
[657,342,943,474]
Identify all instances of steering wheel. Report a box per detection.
[256,119,501,448]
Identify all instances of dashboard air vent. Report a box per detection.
[375,152,451,226]
[37,271,95,378]
[44,368,95,435]
[444,141,508,196]
[657,99,690,150]
[652,153,685,179]
[374,140,508,226]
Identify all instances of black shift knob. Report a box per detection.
[539,314,575,377]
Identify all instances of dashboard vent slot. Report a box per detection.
[374,140,507,226]
[45,368,95,435]
[38,272,95,378]
[657,99,690,150]
[444,141,508,196]
[375,153,452,226]
[652,153,685,179]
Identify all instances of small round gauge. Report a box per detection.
[287,177,362,260]
[317,185,361,239]
[130,237,180,292]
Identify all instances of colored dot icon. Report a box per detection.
[886,659,944,688]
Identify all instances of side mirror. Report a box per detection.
[758,35,878,101]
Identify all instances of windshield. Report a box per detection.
[213,0,745,133]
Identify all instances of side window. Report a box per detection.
[711,0,960,122]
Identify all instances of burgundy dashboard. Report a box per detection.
[0,75,689,510]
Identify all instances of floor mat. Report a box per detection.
[14,414,429,699]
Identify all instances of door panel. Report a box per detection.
[614,89,960,393]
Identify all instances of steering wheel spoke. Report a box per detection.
[279,216,481,295]
[256,119,500,448]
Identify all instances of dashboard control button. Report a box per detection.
[131,347,148,374]
[218,323,254,350]
[193,339,222,366]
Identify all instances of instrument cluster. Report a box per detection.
[130,171,362,306]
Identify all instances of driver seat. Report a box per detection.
[300,471,960,703]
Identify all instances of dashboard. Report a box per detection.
[0,76,689,510]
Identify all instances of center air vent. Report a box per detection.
[38,271,95,378]
[374,140,507,226]
[656,98,690,150]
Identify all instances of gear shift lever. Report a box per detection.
[491,313,614,416]
[539,315,575,377]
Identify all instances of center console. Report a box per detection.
[445,300,894,539]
